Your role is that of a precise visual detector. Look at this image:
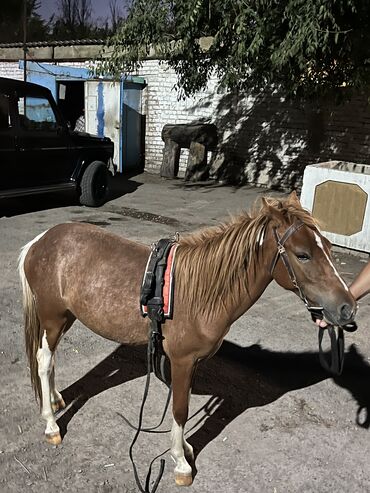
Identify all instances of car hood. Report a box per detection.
[70,130,112,145]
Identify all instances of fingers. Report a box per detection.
[315,318,328,328]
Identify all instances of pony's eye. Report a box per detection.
[296,253,311,262]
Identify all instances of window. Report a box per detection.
[0,94,11,130]
[18,96,58,131]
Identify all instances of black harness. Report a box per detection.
[140,237,176,385]
[127,238,176,493]
[270,220,357,376]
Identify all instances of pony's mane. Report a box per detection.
[175,195,318,319]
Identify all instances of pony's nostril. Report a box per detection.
[340,303,353,322]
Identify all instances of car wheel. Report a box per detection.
[79,161,109,207]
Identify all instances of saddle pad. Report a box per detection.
[141,243,178,319]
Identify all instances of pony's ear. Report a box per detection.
[261,197,285,225]
[261,197,269,210]
[287,190,301,206]
[267,205,285,226]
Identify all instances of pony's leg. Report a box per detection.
[37,331,61,445]
[37,313,75,443]
[170,359,195,486]
[50,356,66,413]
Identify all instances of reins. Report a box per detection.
[128,334,171,493]
[127,238,176,493]
[269,220,357,376]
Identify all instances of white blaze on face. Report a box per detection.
[314,232,349,292]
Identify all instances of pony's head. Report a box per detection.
[263,191,356,326]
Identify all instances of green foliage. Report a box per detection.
[0,0,48,42]
[97,0,370,98]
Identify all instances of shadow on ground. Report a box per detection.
[0,174,142,218]
[58,340,370,472]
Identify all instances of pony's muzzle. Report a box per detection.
[339,302,356,325]
[322,300,356,327]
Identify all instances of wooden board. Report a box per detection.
[312,180,368,236]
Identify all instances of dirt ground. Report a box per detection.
[1,173,370,493]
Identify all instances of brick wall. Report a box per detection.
[2,59,370,189]
[137,60,221,176]
[0,62,23,80]
[137,59,370,189]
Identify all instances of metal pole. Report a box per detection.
[23,0,27,82]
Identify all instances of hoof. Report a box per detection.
[52,398,66,413]
[175,473,193,487]
[45,432,62,446]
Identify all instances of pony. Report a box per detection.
[18,191,356,487]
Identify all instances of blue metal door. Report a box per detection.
[121,80,144,171]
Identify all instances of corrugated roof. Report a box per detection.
[0,39,104,48]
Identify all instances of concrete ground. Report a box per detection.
[1,172,370,493]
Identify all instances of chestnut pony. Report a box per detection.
[19,192,356,487]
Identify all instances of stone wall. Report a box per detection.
[2,59,370,189]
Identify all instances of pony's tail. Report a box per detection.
[18,233,46,403]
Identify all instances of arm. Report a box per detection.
[349,260,370,301]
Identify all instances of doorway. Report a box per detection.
[56,80,85,130]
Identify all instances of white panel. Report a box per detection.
[300,161,370,252]
[85,80,99,136]
[102,81,121,167]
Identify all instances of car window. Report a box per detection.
[18,96,58,131]
[0,94,11,131]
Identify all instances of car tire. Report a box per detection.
[79,161,109,207]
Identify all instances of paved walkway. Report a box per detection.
[1,172,370,493]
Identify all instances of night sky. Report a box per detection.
[38,0,121,24]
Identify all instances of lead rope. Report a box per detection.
[318,326,345,376]
[128,330,171,493]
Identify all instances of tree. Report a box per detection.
[0,0,48,43]
[98,0,370,99]
[52,0,107,39]
[109,0,125,32]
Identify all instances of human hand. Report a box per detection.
[315,318,328,328]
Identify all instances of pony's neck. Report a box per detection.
[175,215,275,323]
[223,235,274,325]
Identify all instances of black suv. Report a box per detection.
[0,77,114,207]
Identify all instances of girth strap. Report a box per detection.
[141,238,175,322]
[141,238,176,385]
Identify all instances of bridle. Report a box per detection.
[269,219,357,376]
[269,220,324,318]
